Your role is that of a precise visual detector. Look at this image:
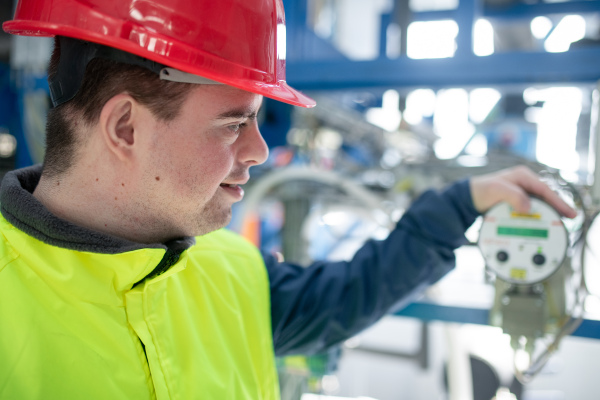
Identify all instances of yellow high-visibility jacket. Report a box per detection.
[0,211,279,399]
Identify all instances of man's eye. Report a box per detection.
[228,123,246,133]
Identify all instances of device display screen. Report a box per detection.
[497,226,548,238]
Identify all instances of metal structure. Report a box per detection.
[395,302,600,339]
[284,0,600,90]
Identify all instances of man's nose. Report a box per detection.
[239,122,269,166]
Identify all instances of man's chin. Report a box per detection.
[191,210,232,237]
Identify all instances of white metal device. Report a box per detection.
[479,198,568,285]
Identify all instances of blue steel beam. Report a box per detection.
[287,47,600,90]
[483,0,600,20]
[453,0,478,58]
[395,302,600,339]
[396,303,490,325]
[379,13,392,59]
[408,1,600,21]
[283,0,309,61]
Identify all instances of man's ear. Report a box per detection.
[99,94,139,161]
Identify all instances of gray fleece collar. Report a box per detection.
[0,165,195,255]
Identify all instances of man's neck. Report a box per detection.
[32,169,166,244]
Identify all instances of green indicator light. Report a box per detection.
[497,226,548,238]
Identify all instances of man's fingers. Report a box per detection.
[494,179,531,214]
[470,175,530,213]
[508,168,577,218]
[471,166,578,218]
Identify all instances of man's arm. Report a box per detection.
[265,166,577,356]
[266,179,478,356]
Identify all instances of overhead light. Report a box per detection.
[531,16,553,40]
[407,20,458,59]
[474,19,494,56]
[544,15,586,53]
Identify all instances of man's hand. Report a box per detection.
[470,166,577,218]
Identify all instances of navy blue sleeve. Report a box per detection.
[265,179,480,356]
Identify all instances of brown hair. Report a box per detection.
[44,37,194,177]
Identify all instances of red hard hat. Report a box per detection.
[3,0,316,108]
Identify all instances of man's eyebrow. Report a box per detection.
[215,108,259,120]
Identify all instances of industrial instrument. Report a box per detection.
[479,194,584,383]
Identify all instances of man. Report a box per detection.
[0,0,575,399]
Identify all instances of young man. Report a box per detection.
[0,0,575,398]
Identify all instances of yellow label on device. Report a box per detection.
[510,212,541,219]
[510,268,527,280]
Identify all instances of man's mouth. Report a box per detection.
[219,183,245,200]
